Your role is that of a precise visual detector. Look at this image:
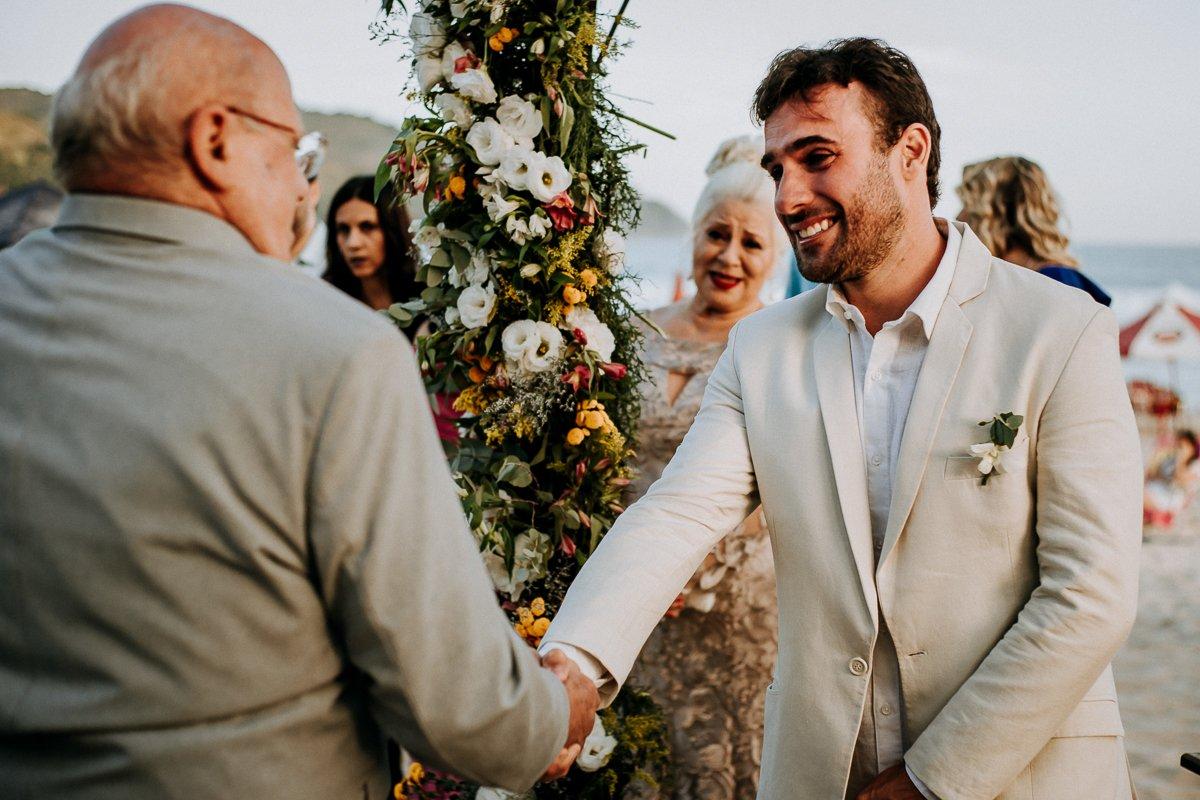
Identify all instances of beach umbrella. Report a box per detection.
[1119,284,1200,362]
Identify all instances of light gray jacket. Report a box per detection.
[0,195,568,799]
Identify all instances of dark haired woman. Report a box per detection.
[324,176,420,335]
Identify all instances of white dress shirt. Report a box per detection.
[546,223,961,798]
[824,222,959,799]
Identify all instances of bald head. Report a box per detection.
[51,3,290,191]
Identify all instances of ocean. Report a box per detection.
[623,235,1200,406]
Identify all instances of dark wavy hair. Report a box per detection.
[752,37,942,206]
[324,175,419,312]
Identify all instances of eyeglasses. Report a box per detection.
[226,105,303,152]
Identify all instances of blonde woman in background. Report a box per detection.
[626,136,786,800]
[956,155,1110,305]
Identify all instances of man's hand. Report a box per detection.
[539,649,599,781]
[856,764,927,800]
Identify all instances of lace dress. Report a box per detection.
[626,330,779,800]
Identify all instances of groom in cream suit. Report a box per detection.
[543,39,1141,800]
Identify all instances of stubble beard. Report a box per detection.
[794,157,906,286]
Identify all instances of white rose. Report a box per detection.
[505,214,531,245]
[414,54,443,93]
[596,229,626,274]
[527,211,552,239]
[576,716,618,772]
[525,151,572,203]
[496,94,543,141]
[564,307,615,361]
[434,93,474,128]
[456,283,496,329]
[440,41,469,81]
[465,118,514,166]
[496,145,535,191]
[409,12,446,56]
[484,192,520,222]
[502,319,563,374]
[450,67,497,104]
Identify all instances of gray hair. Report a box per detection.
[692,135,788,268]
[50,11,255,188]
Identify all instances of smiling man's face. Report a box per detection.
[761,82,905,285]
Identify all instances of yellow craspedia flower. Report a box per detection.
[562,285,586,305]
[407,762,425,782]
[518,607,535,627]
[584,410,605,429]
[488,34,504,52]
[499,26,518,43]
[514,621,528,637]
[566,427,589,446]
[447,175,467,199]
[578,268,598,289]
[394,784,404,800]
[530,617,551,637]
[530,597,546,616]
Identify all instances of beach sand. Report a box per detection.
[1114,521,1200,799]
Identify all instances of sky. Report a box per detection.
[3,0,1198,245]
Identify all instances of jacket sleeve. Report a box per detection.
[306,327,569,791]
[542,323,761,701]
[905,308,1142,799]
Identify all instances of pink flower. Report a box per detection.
[453,51,480,74]
[572,327,588,345]
[561,364,591,393]
[560,534,577,557]
[544,192,578,231]
[599,362,627,380]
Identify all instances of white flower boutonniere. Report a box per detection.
[971,412,1024,485]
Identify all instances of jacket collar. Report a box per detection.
[55,193,259,257]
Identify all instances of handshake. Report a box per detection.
[538,649,601,781]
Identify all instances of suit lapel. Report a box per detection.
[813,317,878,627]
[878,224,990,565]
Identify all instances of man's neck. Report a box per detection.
[841,216,947,335]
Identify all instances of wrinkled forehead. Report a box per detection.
[762,83,878,160]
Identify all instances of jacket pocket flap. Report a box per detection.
[1052,699,1124,738]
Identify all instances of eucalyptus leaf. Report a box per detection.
[559,102,575,151]
[428,247,452,268]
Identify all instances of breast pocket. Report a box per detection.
[944,437,1031,481]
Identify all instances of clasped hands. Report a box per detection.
[538,649,600,781]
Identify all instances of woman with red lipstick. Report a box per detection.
[324,175,421,335]
[625,136,788,800]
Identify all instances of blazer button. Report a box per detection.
[849,657,869,676]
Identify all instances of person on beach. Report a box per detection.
[544,37,1141,799]
[956,155,1111,306]
[0,6,597,798]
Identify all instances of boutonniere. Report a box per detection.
[969,412,1024,485]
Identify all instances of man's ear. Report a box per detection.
[896,123,932,189]
[185,104,236,191]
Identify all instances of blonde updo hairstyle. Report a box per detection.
[691,135,788,272]
[956,156,1078,268]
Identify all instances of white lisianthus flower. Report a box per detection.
[409,12,447,56]
[484,192,520,222]
[414,55,443,93]
[502,320,564,374]
[474,789,522,800]
[496,145,535,192]
[450,67,497,104]
[444,306,460,326]
[496,94,543,141]
[489,1,507,23]
[564,307,616,361]
[505,214,531,245]
[434,93,474,128]
[527,211,552,239]
[525,151,572,203]
[596,228,626,274]
[465,118,514,166]
[969,441,1007,475]
[448,1,473,17]
[456,283,496,329]
[576,716,618,772]
[530,38,545,56]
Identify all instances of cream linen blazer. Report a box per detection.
[545,223,1142,800]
